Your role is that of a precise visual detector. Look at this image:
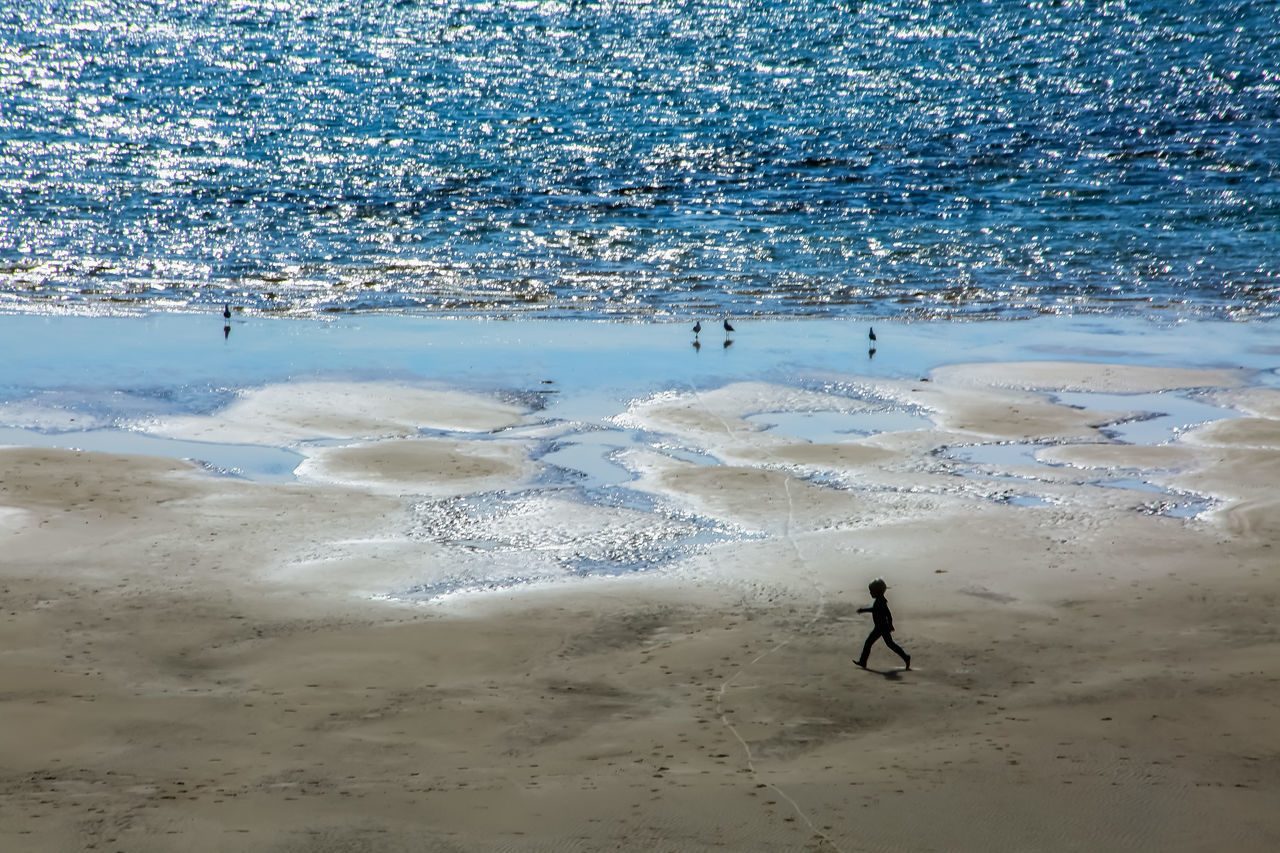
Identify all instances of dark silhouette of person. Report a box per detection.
[855,578,910,670]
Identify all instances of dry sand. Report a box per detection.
[2,362,1278,852]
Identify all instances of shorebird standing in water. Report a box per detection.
[223,303,232,320]
[868,325,876,343]
[723,318,735,335]
[693,320,702,337]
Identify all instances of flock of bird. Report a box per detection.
[220,304,879,356]
[693,318,879,357]
[690,318,737,350]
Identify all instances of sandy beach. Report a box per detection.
[2,317,1279,852]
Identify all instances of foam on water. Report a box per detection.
[396,488,741,601]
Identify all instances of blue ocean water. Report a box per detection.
[2,0,1278,320]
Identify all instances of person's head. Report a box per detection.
[868,578,887,597]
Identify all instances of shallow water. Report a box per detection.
[2,312,1275,599]
[3,312,1277,444]
[1052,389,1241,444]
[0,425,303,482]
[744,407,932,442]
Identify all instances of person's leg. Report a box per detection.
[855,629,882,667]
[883,632,910,668]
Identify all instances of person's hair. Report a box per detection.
[869,578,887,595]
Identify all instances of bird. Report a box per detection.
[223,303,232,320]
[723,318,735,334]
[868,325,877,343]
[693,320,702,336]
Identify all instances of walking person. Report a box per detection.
[854,578,910,670]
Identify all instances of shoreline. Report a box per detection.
[3,310,1278,470]
[1,314,1279,850]
[5,313,1274,601]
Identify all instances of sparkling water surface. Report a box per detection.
[2,0,1279,319]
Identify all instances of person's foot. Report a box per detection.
[853,659,867,669]
[903,656,911,670]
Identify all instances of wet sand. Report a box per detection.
[2,325,1279,852]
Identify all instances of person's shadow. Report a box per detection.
[859,665,906,680]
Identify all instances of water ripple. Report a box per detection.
[2,0,1278,318]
